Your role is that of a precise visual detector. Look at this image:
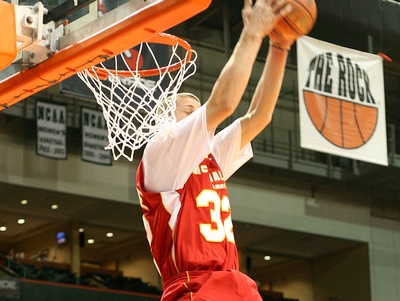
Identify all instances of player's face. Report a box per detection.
[175,96,201,122]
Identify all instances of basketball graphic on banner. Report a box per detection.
[304,90,378,149]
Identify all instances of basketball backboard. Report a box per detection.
[0,0,211,111]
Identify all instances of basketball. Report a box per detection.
[269,0,317,42]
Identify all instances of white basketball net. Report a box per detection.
[77,33,197,161]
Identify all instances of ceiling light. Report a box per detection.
[0,226,7,231]
[79,228,85,233]
[87,239,95,244]
[51,204,58,210]
[264,255,271,261]
[18,219,25,224]
[106,232,114,238]
[21,200,28,205]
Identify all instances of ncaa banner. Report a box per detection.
[297,36,388,166]
[36,100,67,159]
[81,107,112,165]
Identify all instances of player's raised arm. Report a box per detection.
[239,39,293,149]
[205,0,292,132]
[240,0,316,149]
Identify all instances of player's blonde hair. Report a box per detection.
[176,92,201,105]
[156,92,201,116]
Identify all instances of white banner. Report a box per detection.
[81,107,112,165]
[297,36,388,166]
[36,100,67,159]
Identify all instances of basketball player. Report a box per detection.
[136,0,294,300]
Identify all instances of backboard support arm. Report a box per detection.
[0,0,212,111]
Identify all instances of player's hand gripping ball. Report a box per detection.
[269,0,317,47]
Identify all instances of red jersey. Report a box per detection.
[136,105,254,298]
[136,153,238,283]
